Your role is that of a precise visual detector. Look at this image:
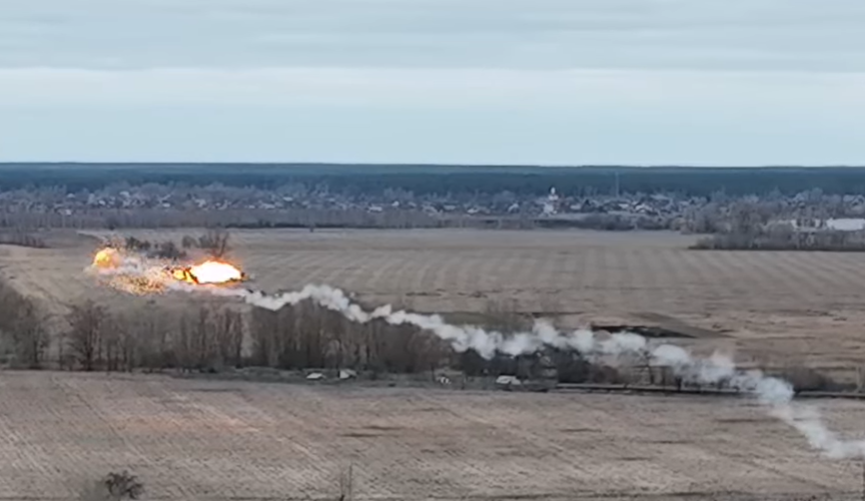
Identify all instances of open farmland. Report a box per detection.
[4,229,865,499]
[0,371,863,500]
[3,229,865,373]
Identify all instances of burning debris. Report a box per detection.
[87,245,248,294]
[170,261,244,285]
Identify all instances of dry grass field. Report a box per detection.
[0,371,864,501]
[3,229,865,499]
[3,228,865,371]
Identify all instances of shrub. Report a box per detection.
[79,470,144,501]
[150,241,186,260]
[123,236,151,252]
[690,230,865,252]
[198,229,230,258]
[181,235,198,249]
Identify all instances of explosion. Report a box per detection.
[88,246,246,294]
[93,247,121,269]
[171,261,244,285]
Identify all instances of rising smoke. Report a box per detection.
[91,258,865,459]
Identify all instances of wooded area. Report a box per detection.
[3,163,865,196]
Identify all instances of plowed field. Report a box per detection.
[0,372,862,500]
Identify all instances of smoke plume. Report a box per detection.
[211,283,865,459]
[89,255,865,459]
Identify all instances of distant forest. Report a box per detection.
[2,163,865,197]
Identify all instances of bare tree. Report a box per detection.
[0,279,49,368]
[198,229,230,259]
[9,298,49,369]
[173,312,193,371]
[193,305,215,370]
[132,306,172,371]
[637,347,655,385]
[67,300,108,371]
[152,241,185,260]
[180,234,197,249]
[250,306,280,367]
[214,307,244,368]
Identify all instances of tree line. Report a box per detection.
[0,277,640,387]
[5,164,865,196]
[0,280,843,393]
[685,200,865,251]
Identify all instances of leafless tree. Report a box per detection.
[637,347,655,385]
[198,229,230,259]
[193,305,216,370]
[152,240,185,260]
[180,234,197,249]
[9,298,49,368]
[67,300,108,371]
[173,312,193,371]
[250,306,280,367]
[0,277,50,368]
[213,307,244,368]
[131,306,172,371]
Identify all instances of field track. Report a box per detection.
[0,371,863,500]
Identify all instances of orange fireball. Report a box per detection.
[170,260,243,285]
[93,248,120,269]
[190,261,243,284]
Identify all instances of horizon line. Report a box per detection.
[0,162,863,170]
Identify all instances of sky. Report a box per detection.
[0,0,864,165]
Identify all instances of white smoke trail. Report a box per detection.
[218,283,865,459]
[90,258,865,459]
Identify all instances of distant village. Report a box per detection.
[0,183,690,218]
[1,182,865,236]
[0,182,706,228]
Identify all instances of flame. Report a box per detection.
[175,260,243,285]
[93,248,120,269]
[89,245,246,294]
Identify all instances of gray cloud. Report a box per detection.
[1,1,864,164]
[1,0,864,71]
[2,68,864,108]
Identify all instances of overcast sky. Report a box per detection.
[1,0,864,165]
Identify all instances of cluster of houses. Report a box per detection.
[4,183,865,234]
[0,183,704,221]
